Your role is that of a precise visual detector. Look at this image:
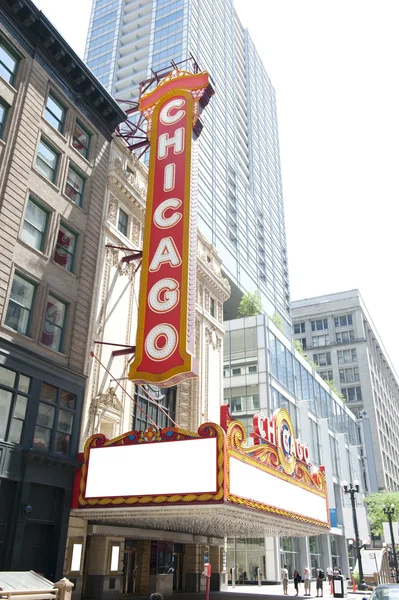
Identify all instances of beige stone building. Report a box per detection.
[65,137,230,598]
[0,0,125,581]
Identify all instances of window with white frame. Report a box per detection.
[312,334,329,347]
[339,367,359,383]
[5,273,36,335]
[334,314,353,327]
[336,330,355,343]
[337,349,357,364]
[21,197,49,252]
[44,93,66,133]
[311,318,328,331]
[35,138,59,183]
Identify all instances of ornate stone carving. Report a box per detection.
[217,301,223,323]
[131,216,142,247]
[204,289,210,312]
[108,199,117,225]
[205,326,221,351]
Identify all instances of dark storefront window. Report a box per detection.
[0,365,30,444]
[33,382,76,455]
[132,384,176,430]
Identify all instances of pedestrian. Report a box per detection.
[326,567,333,583]
[316,567,324,597]
[304,566,311,596]
[293,569,301,596]
[282,563,289,595]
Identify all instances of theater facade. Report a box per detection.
[68,405,329,597]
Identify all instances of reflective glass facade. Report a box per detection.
[85,0,291,326]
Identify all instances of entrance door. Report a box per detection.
[122,550,137,595]
[173,552,183,591]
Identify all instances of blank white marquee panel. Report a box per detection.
[229,457,328,523]
[85,437,217,498]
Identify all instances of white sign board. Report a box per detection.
[85,437,217,498]
[229,457,328,523]
[383,521,399,544]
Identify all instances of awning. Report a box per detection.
[71,407,330,538]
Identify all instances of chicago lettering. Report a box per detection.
[144,98,186,363]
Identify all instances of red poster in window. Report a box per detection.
[128,70,212,387]
[41,299,62,349]
[54,228,73,268]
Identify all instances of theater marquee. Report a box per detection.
[128,70,212,387]
[72,407,329,538]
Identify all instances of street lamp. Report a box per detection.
[342,479,368,590]
[383,504,399,583]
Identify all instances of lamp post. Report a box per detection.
[342,479,368,590]
[383,504,399,583]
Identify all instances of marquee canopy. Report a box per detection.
[71,407,330,538]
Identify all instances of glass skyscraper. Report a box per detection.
[85,0,291,328]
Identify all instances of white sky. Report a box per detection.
[33,0,399,373]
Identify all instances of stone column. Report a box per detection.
[85,536,123,600]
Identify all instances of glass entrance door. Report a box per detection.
[172,552,183,591]
[122,549,137,594]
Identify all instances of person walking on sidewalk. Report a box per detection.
[304,566,311,596]
[316,567,324,597]
[282,564,289,595]
[293,569,301,596]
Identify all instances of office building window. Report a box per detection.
[41,295,68,352]
[319,370,333,382]
[44,93,66,133]
[312,352,331,367]
[0,366,30,444]
[311,318,328,331]
[341,386,362,402]
[336,330,355,343]
[312,334,329,347]
[0,40,19,85]
[35,139,59,183]
[54,224,77,273]
[72,120,91,158]
[294,322,305,334]
[339,367,359,384]
[5,273,36,335]
[65,165,85,207]
[21,197,48,251]
[337,349,357,364]
[0,98,9,138]
[118,208,128,236]
[334,314,353,327]
[33,382,76,455]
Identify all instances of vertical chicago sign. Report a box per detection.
[129,70,212,386]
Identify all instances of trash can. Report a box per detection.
[332,575,347,598]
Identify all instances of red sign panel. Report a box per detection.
[129,71,211,386]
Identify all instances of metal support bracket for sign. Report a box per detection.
[115,54,215,157]
[94,341,136,358]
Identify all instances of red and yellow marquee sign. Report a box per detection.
[129,70,212,386]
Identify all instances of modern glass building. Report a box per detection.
[223,314,371,580]
[84,0,291,328]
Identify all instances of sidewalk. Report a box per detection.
[227,581,371,596]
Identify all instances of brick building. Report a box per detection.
[0,0,125,580]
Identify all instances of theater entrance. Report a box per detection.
[122,540,139,595]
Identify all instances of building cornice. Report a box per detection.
[0,0,126,136]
